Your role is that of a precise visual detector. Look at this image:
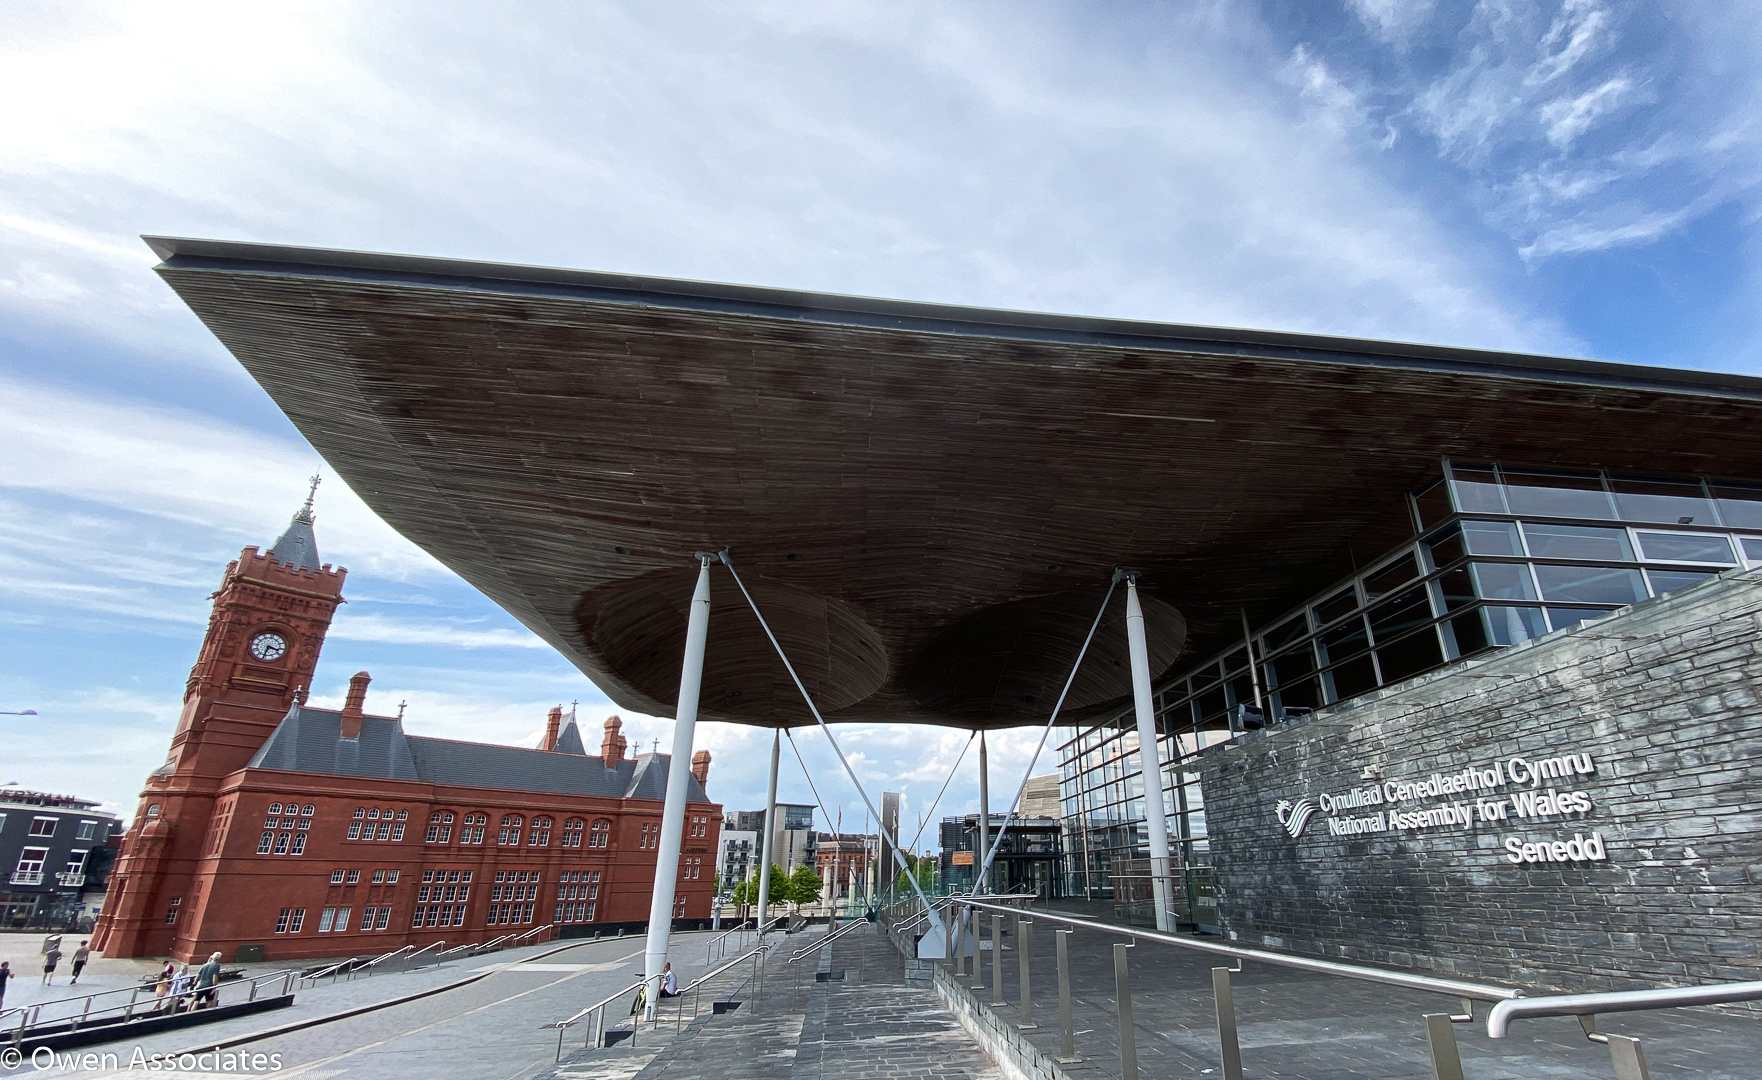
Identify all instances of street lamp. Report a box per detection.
[0,710,38,715]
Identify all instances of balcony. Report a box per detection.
[57,872,86,888]
[10,870,44,886]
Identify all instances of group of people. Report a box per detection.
[152,952,226,1012]
[37,937,92,985]
[0,945,224,1016]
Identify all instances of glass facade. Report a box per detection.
[1058,461,1762,914]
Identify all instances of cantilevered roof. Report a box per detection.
[148,237,1762,730]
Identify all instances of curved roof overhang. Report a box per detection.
[147,236,1762,730]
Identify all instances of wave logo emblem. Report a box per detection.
[1275,798,1317,839]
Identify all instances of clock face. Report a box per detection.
[249,632,288,662]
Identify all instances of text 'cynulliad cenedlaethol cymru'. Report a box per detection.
[1278,746,1610,865]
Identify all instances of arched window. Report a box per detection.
[461,812,487,845]
[562,819,584,848]
[301,804,315,816]
[426,810,455,844]
[589,819,612,849]
[267,802,284,816]
[528,817,552,847]
[367,808,381,820]
[498,815,524,845]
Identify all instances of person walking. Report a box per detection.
[41,943,61,985]
[168,964,192,1012]
[152,961,175,1012]
[193,951,223,1009]
[0,961,12,1010]
[69,940,91,985]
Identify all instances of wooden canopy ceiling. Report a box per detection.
[148,237,1762,730]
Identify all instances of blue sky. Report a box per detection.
[2,1,1758,836]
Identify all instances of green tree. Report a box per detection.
[894,851,934,893]
[786,864,823,909]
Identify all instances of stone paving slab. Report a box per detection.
[953,903,1762,1079]
[543,923,1002,1080]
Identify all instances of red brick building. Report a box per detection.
[93,496,720,962]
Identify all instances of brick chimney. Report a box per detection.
[691,750,712,789]
[340,671,370,739]
[601,715,627,764]
[542,705,563,751]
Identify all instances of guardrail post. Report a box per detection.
[1114,943,1138,1080]
[991,914,1005,1005]
[1422,1013,1465,1080]
[1055,929,1080,1063]
[1212,966,1244,1080]
[970,911,985,991]
[1608,1035,1650,1080]
[1017,916,1035,1029]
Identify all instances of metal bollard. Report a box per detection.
[1055,930,1080,1063]
[1114,943,1137,1080]
[1212,966,1244,1080]
[1017,917,1036,1029]
[1608,1034,1650,1080]
[992,914,1005,1006]
[958,909,972,979]
[1422,1014,1465,1080]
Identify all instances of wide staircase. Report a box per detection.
[542,922,1000,1080]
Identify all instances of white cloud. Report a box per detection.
[324,611,550,651]
[1540,76,1635,150]
[0,375,445,580]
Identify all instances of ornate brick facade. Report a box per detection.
[94,502,719,962]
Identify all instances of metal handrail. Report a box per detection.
[1488,980,1762,1038]
[401,940,447,970]
[507,924,550,946]
[681,942,772,995]
[6,967,297,1045]
[549,978,648,1032]
[950,897,1521,1003]
[363,944,416,967]
[787,918,867,964]
[300,956,365,984]
[705,919,756,961]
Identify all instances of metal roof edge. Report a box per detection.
[142,235,1762,402]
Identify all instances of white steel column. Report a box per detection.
[642,558,712,1020]
[976,730,990,894]
[1125,574,1176,932]
[754,727,782,935]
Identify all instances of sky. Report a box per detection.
[2,0,1759,841]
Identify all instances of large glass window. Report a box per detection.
[1521,522,1633,561]
[1634,531,1736,565]
[1449,464,1505,513]
[1610,477,1716,525]
[1462,520,1522,556]
[1532,564,1647,606]
[1501,468,1615,519]
[1470,562,1536,601]
[1711,484,1762,529]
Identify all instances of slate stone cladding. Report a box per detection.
[1196,567,1762,993]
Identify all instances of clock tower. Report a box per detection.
[96,480,347,956]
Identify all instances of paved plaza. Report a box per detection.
[950,901,1762,1080]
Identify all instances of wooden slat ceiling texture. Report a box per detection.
[147,237,1762,730]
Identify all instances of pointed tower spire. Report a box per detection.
[268,474,322,571]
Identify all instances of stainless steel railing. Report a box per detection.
[4,967,298,1046]
[544,942,775,1062]
[1481,980,1762,1080]
[948,897,1521,1080]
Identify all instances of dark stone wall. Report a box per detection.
[1196,568,1762,993]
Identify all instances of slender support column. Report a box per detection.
[755,728,782,937]
[1114,943,1138,1080]
[991,913,1005,1006]
[1211,966,1244,1080]
[1422,1014,1465,1080]
[643,557,712,1021]
[1124,575,1176,932]
[976,730,990,895]
[1017,916,1035,1029]
[1056,929,1080,1063]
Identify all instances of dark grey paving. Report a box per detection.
[957,901,1762,1080]
[545,923,1000,1080]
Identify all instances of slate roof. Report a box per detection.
[246,704,708,802]
[267,506,321,572]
